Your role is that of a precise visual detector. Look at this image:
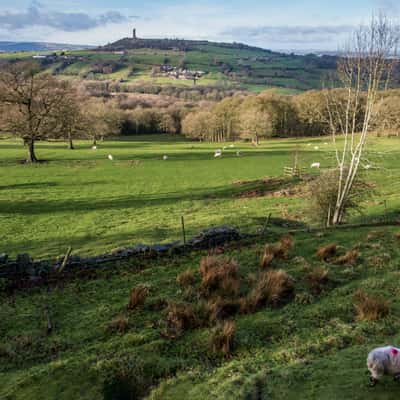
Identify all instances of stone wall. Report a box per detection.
[0,226,241,284]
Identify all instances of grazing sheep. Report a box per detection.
[163,155,168,160]
[236,151,241,157]
[314,146,320,150]
[92,145,97,150]
[367,346,400,386]
[229,144,235,148]
[108,154,114,161]
[364,164,372,170]
[214,150,222,158]
[311,162,321,169]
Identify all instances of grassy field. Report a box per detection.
[1,135,400,259]
[2,226,400,399]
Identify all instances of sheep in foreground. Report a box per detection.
[367,346,400,386]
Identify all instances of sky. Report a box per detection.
[0,0,398,51]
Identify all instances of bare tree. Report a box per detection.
[0,62,70,162]
[325,14,400,225]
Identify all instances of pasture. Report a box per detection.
[1,135,400,259]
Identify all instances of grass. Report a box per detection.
[2,226,400,399]
[1,134,400,259]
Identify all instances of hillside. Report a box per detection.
[1,225,400,399]
[0,37,339,92]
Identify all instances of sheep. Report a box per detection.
[229,144,235,148]
[367,346,400,386]
[108,154,114,161]
[310,162,321,169]
[163,155,168,160]
[236,151,241,157]
[214,150,222,158]
[314,146,320,150]
[92,145,97,150]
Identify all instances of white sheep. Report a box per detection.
[92,145,97,150]
[236,151,241,157]
[229,144,235,148]
[310,162,321,169]
[314,146,320,150]
[214,150,222,158]
[367,346,400,386]
[163,155,168,160]
[108,154,114,161]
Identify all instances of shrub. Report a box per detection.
[334,249,360,265]
[199,256,240,297]
[209,320,236,356]
[241,270,294,313]
[316,243,337,261]
[307,169,372,227]
[176,269,196,288]
[354,290,390,321]
[128,286,149,310]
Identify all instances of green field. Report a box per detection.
[1,135,400,259]
[2,226,400,399]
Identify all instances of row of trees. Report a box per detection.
[181,87,400,143]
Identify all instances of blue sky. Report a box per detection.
[0,0,398,50]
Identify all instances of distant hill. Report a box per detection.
[0,41,94,52]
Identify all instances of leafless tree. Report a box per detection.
[0,62,70,162]
[325,14,400,225]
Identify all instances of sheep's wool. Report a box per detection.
[368,346,400,379]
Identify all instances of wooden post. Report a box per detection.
[58,247,72,273]
[181,216,186,246]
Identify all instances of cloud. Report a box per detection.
[0,1,130,32]
[221,25,354,46]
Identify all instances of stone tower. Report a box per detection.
[133,28,137,40]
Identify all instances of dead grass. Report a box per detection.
[316,244,337,261]
[162,302,199,339]
[260,235,294,268]
[128,285,149,310]
[199,256,240,298]
[354,290,390,322]
[107,315,129,334]
[334,249,360,266]
[209,320,236,356]
[208,298,240,322]
[176,269,196,288]
[394,232,400,240]
[240,270,294,313]
[306,267,330,294]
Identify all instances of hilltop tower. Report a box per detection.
[133,28,137,40]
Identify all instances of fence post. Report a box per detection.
[181,216,186,246]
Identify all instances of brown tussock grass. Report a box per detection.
[162,302,199,339]
[306,267,329,294]
[209,320,236,356]
[240,270,294,313]
[176,269,196,288]
[107,315,129,334]
[260,235,294,268]
[354,290,390,322]
[128,285,149,310]
[394,232,400,240]
[208,298,240,322]
[199,256,240,297]
[334,249,360,265]
[316,243,337,261]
